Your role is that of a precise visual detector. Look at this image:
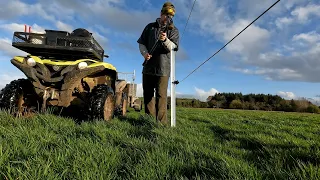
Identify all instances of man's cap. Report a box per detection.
[161,2,175,16]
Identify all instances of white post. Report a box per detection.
[170,43,177,127]
[133,70,136,82]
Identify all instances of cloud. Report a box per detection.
[0,73,26,89]
[276,91,320,105]
[275,3,320,29]
[0,0,164,55]
[230,67,303,81]
[55,21,73,32]
[235,0,284,19]
[29,0,157,35]
[0,23,45,33]
[172,0,271,64]
[0,0,29,20]
[0,1,76,32]
[0,38,27,57]
[223,19,270,58]
[0,23,47,58]
[308,97,320,106]
[86,1,157,35]
[171,0,320,83]
[291,3,320,22]
[275,17,294,29]
[277,92,320,105]
[292,31,320,44]
[194,87,219,102]
[276,92,320,105]
[277,91,297,100]
[284,0,306,10]
[226,19,320,82]
[0,0,55,21]
[136,83,218,101]
[235,31,320,82]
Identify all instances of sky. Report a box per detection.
[1,0,320,103]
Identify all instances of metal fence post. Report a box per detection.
[170,43,177,127]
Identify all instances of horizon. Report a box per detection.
[1,0,320,104]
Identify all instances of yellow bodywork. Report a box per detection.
[13,55,116,71]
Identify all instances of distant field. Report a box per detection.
[0,107,320,179]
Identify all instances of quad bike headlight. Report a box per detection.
[26,58,36,67]
[52,65,60,71]
[78,62,88,70]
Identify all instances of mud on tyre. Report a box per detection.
[0,79,41,116]
[87,84,115,121]
[114,92,128,117]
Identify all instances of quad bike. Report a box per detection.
[0,28,135,121]
[117,71,143,112]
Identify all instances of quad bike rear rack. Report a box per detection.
[12,30,105,61]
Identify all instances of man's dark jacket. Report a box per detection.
[137,18,179,77]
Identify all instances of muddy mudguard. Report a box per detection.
[87,84,115,121]
[0,79,40,115]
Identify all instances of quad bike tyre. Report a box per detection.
[87,84,115,121]
[114,92,128,117]
[133,99,143,112]
[0,79,40,117]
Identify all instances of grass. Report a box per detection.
[0,107,320,179]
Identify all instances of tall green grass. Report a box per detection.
[0,108,319,179]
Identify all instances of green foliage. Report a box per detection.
[0,108,320,179]
[172,93,319,114]
[306,105,320,113]
[229,99,243,109]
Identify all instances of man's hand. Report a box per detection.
[159,31,167,41]
[144,53,152,61]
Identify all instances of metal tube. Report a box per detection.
[170,42,177,127]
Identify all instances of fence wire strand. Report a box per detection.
[180,0,197,43]
[179,0,281,83]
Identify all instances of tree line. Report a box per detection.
[169,93,320,113]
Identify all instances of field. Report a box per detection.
[0,107,320,179]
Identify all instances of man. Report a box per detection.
[137,2,179,125]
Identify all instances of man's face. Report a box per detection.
[160,13,173,25]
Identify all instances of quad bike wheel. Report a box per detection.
[122,93,128,115]
[133,99,143,112]
[0,79,40,117]
[87,84,115,121]
[115,92,128,117]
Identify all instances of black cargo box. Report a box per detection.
[12,29,105,61]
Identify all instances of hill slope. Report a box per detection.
[0,108,320,179]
